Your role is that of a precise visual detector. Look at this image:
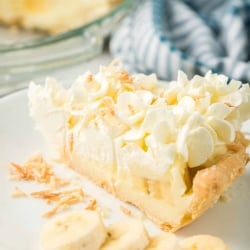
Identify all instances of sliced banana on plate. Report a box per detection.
[180,234,229,250]
[101,219,149,250]
[146,233,178,250]
[40,210,107,250]
[40,209,229,250]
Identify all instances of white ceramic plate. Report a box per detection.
[0,90,250,250]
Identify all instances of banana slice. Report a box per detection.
[147,232,178,250]
[40,209,230,250]
[40,210,107,250]
[180,234,229,250]
[101,219,149,250]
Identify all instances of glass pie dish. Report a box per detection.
[0,0,133,89]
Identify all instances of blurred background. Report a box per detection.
[0,0,250,96]
[0,0,134,95]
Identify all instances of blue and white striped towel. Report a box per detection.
[110,0,250,82]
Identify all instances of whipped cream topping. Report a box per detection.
[28,62,250,189]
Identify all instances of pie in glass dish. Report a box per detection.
[0,0,122,34]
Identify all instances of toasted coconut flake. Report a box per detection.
[42,206,60,218]
[9,153,69,189]
[120,205,132,216]
[85,199,97,211]
[31,189,61,202]
[11,187,27,198]
[9,154,91,218]
[117,70,134,84]
[86,73,93,83]
[128,104,136,115]
[31,187,85,217]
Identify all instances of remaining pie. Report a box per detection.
[28,62,250,231]
[0,0,122,34]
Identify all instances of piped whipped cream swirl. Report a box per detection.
[28,62,250,181]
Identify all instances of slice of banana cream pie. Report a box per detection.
[28,62,250,231]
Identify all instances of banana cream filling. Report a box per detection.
[29,62,250,228]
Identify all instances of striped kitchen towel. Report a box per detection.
[110,0,250,82]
